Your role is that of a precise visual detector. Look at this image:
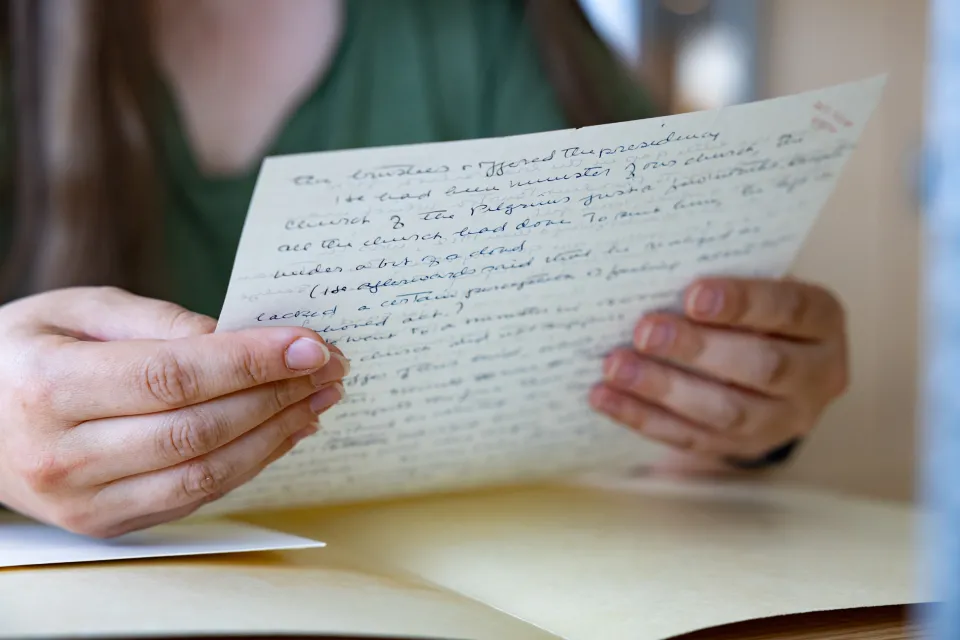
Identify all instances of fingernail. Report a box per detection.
[637,320,674,352]
[690,284,724,318]
[290,424,319,446]
[605,356,641,386]
[332,352,351,377]
[589,385,620,413]
[309,382,344,413]
[310,353,351,387]
[588,385,609,410]
[285,338,330,371]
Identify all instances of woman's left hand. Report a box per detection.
[589,277,849,474]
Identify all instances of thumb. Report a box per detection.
[31,287,216,341]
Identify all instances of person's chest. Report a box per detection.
[157,0,555,318]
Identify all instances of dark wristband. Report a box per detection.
[726,438,803,471]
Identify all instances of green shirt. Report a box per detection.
[160,0,646,318]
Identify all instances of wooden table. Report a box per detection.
[678,606,916,639]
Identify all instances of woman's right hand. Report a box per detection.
[0,287,347,537]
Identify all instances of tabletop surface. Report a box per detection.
[678,606,916,639]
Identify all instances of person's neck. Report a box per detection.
[152,0,340,51]
[151,0,344,176]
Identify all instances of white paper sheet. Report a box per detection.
[211,76,886,514]
[0,514,323,568]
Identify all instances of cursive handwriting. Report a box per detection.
[210,76,883,514]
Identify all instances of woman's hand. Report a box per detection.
[0,287,347,537]
[590,277,848,474]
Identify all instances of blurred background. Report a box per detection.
[580,0,926,503]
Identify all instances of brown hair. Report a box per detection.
[0,0,657,302]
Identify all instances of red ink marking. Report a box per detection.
[811,116,837,133]
[812,101,854,130]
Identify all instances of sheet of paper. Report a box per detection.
[0,513,323,568]
[0,542,554,640]
[213,76,886,513]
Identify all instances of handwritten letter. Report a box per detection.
[210,77,886,513]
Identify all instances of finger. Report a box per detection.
[598,350,806,461]
[649,450,748,478]
[95,387,342,520]
[97,497,208,538]
[589,385,744,458]
[317,352,351,385]
[47,325,336,419]
[632,314,842,397]
[99,427,316,538]
[602,348,791,436]
[72,358,345,484]
[23,287,217,341]
[683,278,844,341]
[324,344,352,380]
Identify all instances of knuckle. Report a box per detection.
[233,342,273,387]
[754,343,789,388]
[16,376,56,414]
[94,288,216,338]
[256,404,309,448]
[672,319,704,362]
[90,285,127,304]
[20,450,71,493]
[719,280,749,321]
[777,284,808,331]
[165,305,217,338]
[270,379,299,412]
[141,350,201,406]
[160,406,230,461]
[718,397,748,433]
[671,430,700,453]
[14,348,58,410]
[179,457,231,503]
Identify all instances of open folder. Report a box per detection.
[2,477,921,639]
[0,76,925,639]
